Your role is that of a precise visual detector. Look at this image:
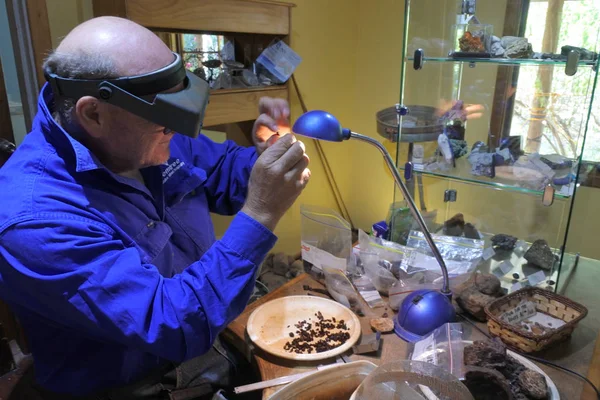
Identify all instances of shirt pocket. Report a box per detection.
[132,220,173,264]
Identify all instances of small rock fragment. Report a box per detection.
[464,223,480,239]
[464,366,513,400]
[457,287,497,321]
[518,369,548,399]
[464,339,507,369]
[491,234,518,251]
[272,252,290,276]
[505,38,533,59]
[370,318,394,333]
[474,273,502,296]
[443,213,465,236]
[524,239,555,270]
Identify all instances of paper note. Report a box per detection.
[301,242,347,271]
[527,270,547,286]
[412,332,437,365]
[482,247,495,261]
[501,300,537,324]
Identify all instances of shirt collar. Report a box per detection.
[38,83,106,173]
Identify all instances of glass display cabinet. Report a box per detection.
[387,0,600,294]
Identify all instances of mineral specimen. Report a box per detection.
[459,31,485,53]
[369,318,394,333]
[505,38,533,59]
[518,369,549,399]
[491,234,518,251]
[464,223,480,240]
[490,35,505,57]
[464,366,513,400]
[464,339,507,369]
[443,213,465,236]
[455,274,504,321]
[524,239,555,270]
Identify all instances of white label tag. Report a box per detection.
[413,163,424,171]
[301,241,347,271]
[412,332,437,365]
[482,247,495,261]
[501,300,537,324]
[527,270,547,286]
[496,261,514,275]
[511,282,523,293]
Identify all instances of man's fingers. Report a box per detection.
[262,133,297,160]
[276,140,306,171]
[259,97,290,120]
[254,114,279,141]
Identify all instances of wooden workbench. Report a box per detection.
[225,272,599,399]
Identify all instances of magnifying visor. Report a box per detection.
[44,52,209,138]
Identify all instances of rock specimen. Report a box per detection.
[370,318,394,333]
[443,213,465,236]
[455,273,504,321]
[459,31,485,52]
[259,252,303,291]
[491,234,518,251]
[464,340,549,400]
[518,369,549,399]
[505,38,533,59]
[464,223,481,240]
[490,35,505,57]
[463,366,513,400]
[524,239,555,270]
[501,36,521,49]
[465,339,507,369]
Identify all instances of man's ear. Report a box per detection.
[75,96,104,138]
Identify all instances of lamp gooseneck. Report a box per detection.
[349,132,450,295]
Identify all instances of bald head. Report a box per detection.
[56,16,173,77]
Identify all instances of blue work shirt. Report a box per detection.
[0,84,277,395]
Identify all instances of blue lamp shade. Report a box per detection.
[292,110,351,142]
[394,289,456,342]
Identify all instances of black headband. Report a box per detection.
[45,52,187,99]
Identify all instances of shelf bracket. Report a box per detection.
[542,184,555,206]
[414,49,424,70]
[565,50,579,76]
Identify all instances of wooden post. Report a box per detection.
[25,0,52,88]
[0,59,15,145]
[524,0,564,153]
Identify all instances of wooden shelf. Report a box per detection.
[204,84,288,126]
[126,0,293,35]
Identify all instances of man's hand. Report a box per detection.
[242,134,310,231]
[252,97,291,155]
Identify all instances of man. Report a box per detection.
[0,16,310,399]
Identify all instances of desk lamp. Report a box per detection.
[292,110,455,342]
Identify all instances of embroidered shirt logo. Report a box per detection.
[162,159,185,183]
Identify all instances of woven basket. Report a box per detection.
[484,287,588,353]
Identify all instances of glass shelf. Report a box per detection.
[407,57,597,67]
[397,157,574,199]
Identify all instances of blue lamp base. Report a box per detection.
[394,289,456,342]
